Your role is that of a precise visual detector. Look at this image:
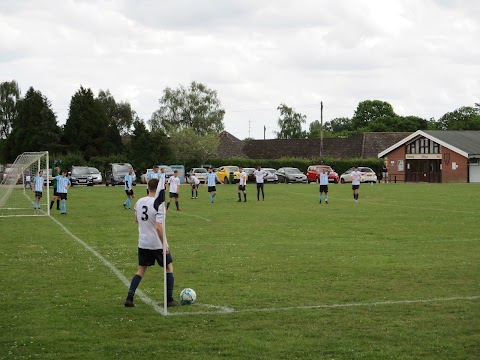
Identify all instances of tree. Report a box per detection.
[307,120,322,138]
[6,87,61,160]
[169,128,219,162]
[97,89,135,136]
[149,81,225,136]
[63,86,110,159]
[126,120,171,172]
[352,100,396,130]
[368,115,428,132]
[0,80,21,139]
[437,106,480,130]
[275,103,307,139]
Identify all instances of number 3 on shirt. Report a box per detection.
[141,206,149,221]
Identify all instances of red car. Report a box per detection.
[306,165,339,184]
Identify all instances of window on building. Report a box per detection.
[432,142,440,154]
[409,142,416,154]
[420,138,429,154]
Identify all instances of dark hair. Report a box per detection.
[148,178,159,192]
[153,165,159,169]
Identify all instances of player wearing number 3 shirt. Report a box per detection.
[124,178,179,308]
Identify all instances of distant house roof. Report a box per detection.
[216,131,246,158]
[378,130,480,158]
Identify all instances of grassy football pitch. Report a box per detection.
[0,182,479,359]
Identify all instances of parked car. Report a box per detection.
[141,169,153,184]
[340,167,378,184]
[88,167,102,185]
[275,167,308,183]
[105,163,137,186]
[187,168,208,183]
[306,165,339,184]
[263,168,279,183]
[70,166,94,186]
[244,168,256,182]
[215,166,241,184]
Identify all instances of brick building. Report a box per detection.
[378,130,480,183]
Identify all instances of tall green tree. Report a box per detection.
[97,89,135,136]
[275,103,307,139]
[352,100,396,130]
[127,120,171,171]
[169,128,220,163]
[149,81,225,136]
[6,87,61,160]
[63,86,109,159]
[0,80,21,139]
[437,106,480,130]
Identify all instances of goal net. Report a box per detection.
[0,151,50,217]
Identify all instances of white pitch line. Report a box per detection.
[171,211,211,222]
[50,216,167,315]
[168,295,480,316]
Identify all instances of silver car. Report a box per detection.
[275,167,308,184]
[88,167,103,185]
[263,168,278,183]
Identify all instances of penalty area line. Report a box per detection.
[171,211,211,222]
[50,216,167,316]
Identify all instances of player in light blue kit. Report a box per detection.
[56,170,71,214]
[124,168,134,210]
[205,167,220,203]
[146,165,160,195]
[32,170,45,209]
[319,168,329,204]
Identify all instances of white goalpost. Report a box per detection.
[0,151,50,217]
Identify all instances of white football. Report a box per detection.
[180,288,197,305]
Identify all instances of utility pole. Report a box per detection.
[248,119,251,138]
[320,101,324,163]
[263,125,266,140]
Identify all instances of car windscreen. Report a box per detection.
[72,167,91,175]
[360,168,374,173]
[264,169,276,173]
[159,166,173,173]
[285,168,302,174]
[226,167,239,172]
[89,168,100,174]
[194,168,207,173]
[113,164,132,172]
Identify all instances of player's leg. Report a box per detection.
[261,184,265,200]
[175,194,180,210]
[243,188,247,202]
[325,187,329,204]
[256,184,260,201]
[166,195,172,210]
[319,187,322,203]
[237,185,242,202]
[125,265,147,307]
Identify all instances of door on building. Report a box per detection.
[406,160,441,183]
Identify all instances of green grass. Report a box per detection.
[1,182,479,359]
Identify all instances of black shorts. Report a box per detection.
[238,185,246,191]
[352,184,360,190]
[35,191,43,199]
[53,188,59,196]
[208,186,216,193]
[138,248,173,267]
[319,185,328,193]
[125,189,134,196]
[169,192,179,199]
[191,184,198,190]
[58,192,67,200]
[256,183,264,189]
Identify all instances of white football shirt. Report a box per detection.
[168,176,180,193]
[239,171,247,186]
[254,169,267,184]
[134,196,164,250]
[351,171,361,185]
[190,175,200,185]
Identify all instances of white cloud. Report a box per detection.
[0,0,479,140]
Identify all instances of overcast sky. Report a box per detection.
[1,0,479,139]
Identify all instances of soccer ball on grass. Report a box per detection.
[180,288,197,305]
